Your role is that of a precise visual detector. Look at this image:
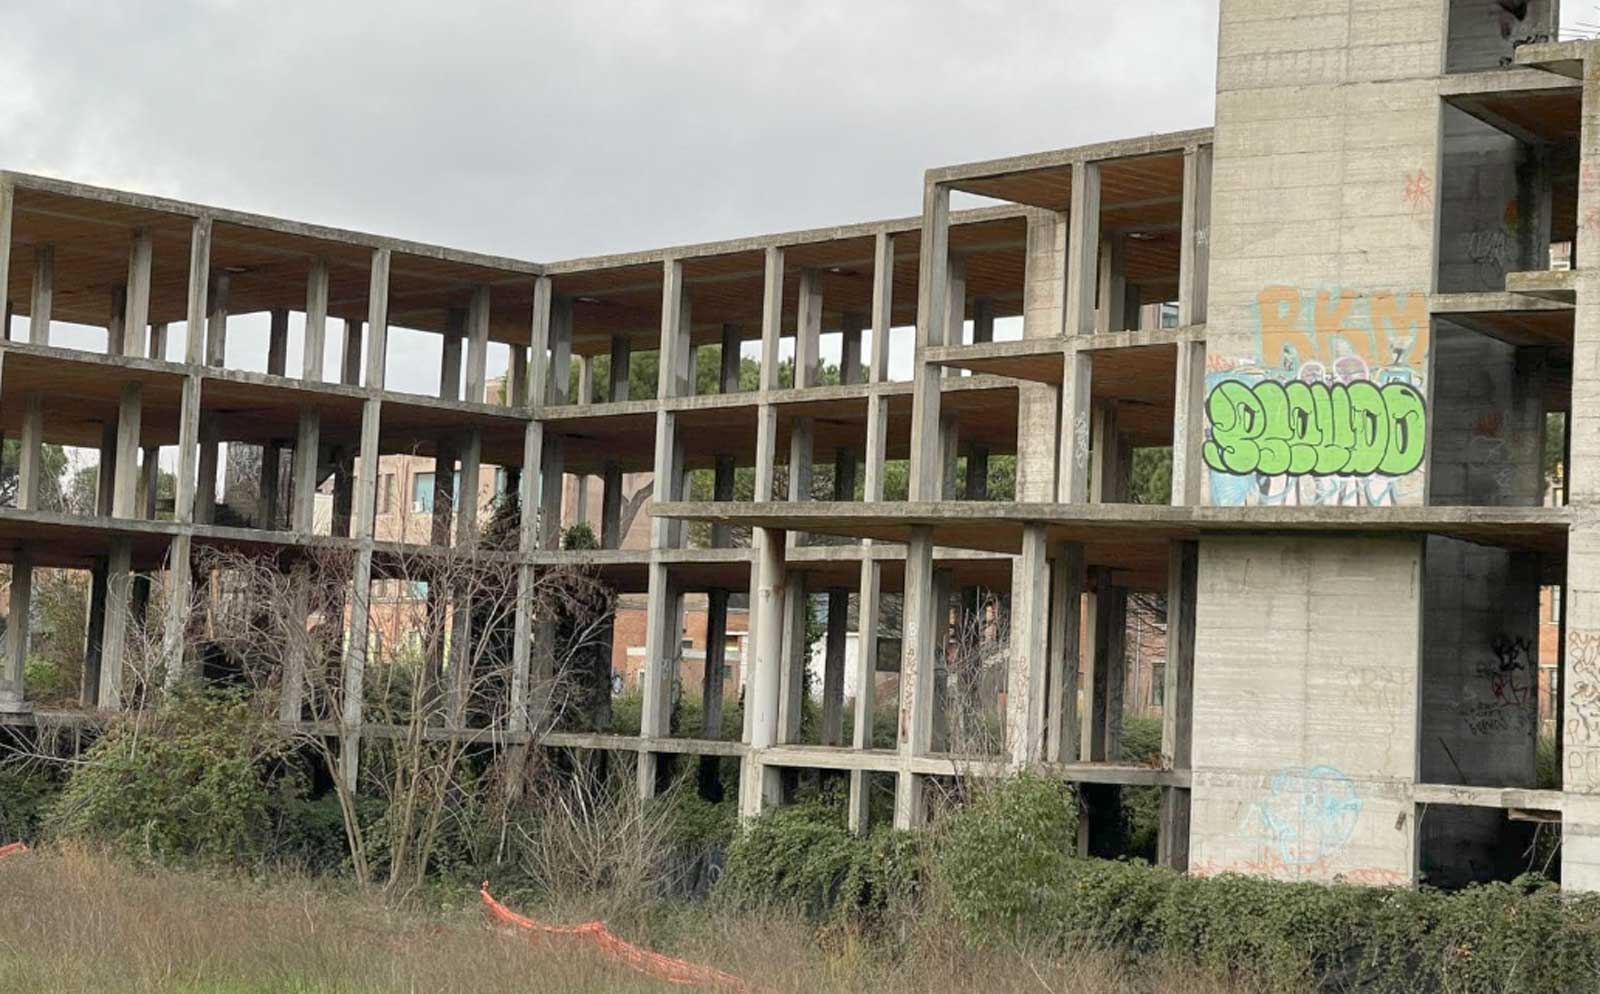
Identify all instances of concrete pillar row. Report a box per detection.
[895,526,937,829]
[508,276,551,735]
[338,247,391,792]
[849,229,895,834]
[908,184,951,503]
[162,216,211,690]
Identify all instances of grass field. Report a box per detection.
[0,846,1274,994]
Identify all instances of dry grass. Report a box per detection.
[0,846,1272,994]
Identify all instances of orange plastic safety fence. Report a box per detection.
[0,842,27,861]
[480,882,766,994]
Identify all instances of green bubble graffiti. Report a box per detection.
[1201,380,1426,478]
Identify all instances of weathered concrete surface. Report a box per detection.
[1190,537,1422,886]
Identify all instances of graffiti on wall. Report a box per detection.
[1567,630,1600,789]
[1460,633,1535,737]
[1205,286,1429,507]
[1192,764,1405,886]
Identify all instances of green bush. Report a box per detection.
[932,774,1079,942]
[46,689,303,864]
[0,761,66,843]
[719,796,919,925]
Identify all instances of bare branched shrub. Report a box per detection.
[516,761,680,911]
[940,589,1006,758]
[164,516,614,895]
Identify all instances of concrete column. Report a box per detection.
[850,230,894,833]
[609,335,631,402]
[786,418,813,548]
[303,259,330,382]
[194,420,220,525]
[16,391,43,511]
[1016,210,1066,503]
[266,308,289,376]
[279,563,310,723]
[1094,235,1127,334]
[939,412,960,501]
[1006,523,1050,767]
[122,230,153,357]
[1065,161,1101,337]
[637,562,683,797]
[1170,339,1207,506]
[776,573,809,744]
[600,461,623,549]
[292,409,320,532]
[97,539,133,710]
[111,383,143,518]
[965,445,988,500]
[0,549,29,714]
[972,296,994,344]
[1178,144,1213,328]
[909,185,950,502]
[440,309,465,401]
[108,285,128,359]
[508,277,551,733]
[718,323,741,393]
[29,244,53,345]
[698,586,730,799]
[0,177,11,334]
[1158,540,1197,870]
[1090,403,1128,503]
[945,256,967,347]
[895,526,937,829]
[573,354,593,407]
[341,319,363,386]
[83,560,108,708]
[148,322,167,362]
[740,526,788,819]
[795,269,822,388]
[137,444,158,519]
[257,443,281,530]
[96,423,116,518]
[465,286,490,403]
[547,297,573,404]
[539,435,565,550]
[711,454,736,548]
[456,429,483,541]
[1046,542,1085,764]
[821,587,848,746]
[163,217,210,688]
[340,248,390,791]
[506,344,528,406]
[1081,569,1126,762]
[839,312,863,385]
[205,272,230,366]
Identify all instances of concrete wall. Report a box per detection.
[1202,0,1445,509]
[1190,536,1422,886]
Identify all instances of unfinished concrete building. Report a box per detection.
[7,0,1600,889]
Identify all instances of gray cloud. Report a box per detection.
[1,0,1221,261]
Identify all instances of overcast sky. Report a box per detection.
[6,1,1596,410]
[0,0,1222,262]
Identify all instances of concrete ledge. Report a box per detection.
[1505,268,1576,304]
[1514,39,1592,79]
